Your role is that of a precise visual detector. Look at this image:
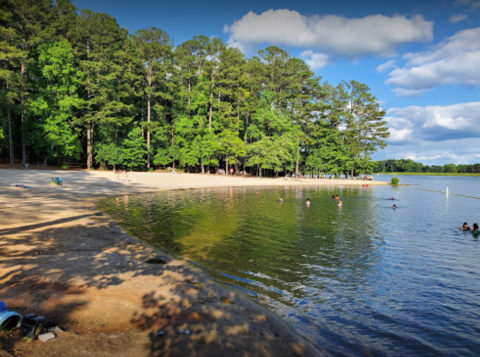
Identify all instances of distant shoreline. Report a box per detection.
[375,172,480,177]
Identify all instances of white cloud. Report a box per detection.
[392,88,426,97]
[300,50,329,69]
[404,153,459,161]
[386,102,480,144]
[376,60,397,73]
[385,27,480,95]
[224,10,433,57]
[386,117,414,142]
[448,14,468,23]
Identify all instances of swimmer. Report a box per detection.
[338,200,343,207]
[306,198,310,206]
[393,204,396,209]
[279,196,283,203]
[472,223,479,234]
[460,222,471,231]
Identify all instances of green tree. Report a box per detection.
[122,127,146,170]
[28,40,83,163]
[343,80,389,177]
[131,27,173,169]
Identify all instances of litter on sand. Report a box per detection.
[14,184,32,188]
[38,332,55,342]
[157,330,165,337]
[0,301,23,331]
[51,177,63,186]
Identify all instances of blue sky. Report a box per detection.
[72,0,480,165]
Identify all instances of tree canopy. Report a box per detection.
[0,0,390,176]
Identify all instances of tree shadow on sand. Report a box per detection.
[0,171,321,356]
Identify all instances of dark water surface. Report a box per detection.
[98,182,480,357]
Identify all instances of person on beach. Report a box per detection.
[472,223,479,234]
[279,196,283,203]
[306,198,310,207]
[461,222,471,231]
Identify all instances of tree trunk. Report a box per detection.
[201,157,204,174]
[87,121,92,169]
[20,58,26,167]
[7,96,14,166]
[225,157,228,173]
[188,74,191,119]
[351,167,354,179]
[86,41,93,169]
[147,95,151,169]
[259,165,262,178]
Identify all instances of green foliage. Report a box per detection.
[391,177,400,185]
[374,159,480,174]
[0,1,390,173]
[95,143,123,167]
[122,127,147,170]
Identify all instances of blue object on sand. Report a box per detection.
[0,311,23,329]
[0,301,6,312]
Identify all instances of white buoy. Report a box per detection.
[446,187,449,195]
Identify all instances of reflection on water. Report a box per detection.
[99,184,480,357]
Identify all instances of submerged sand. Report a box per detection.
[0,170,387,356]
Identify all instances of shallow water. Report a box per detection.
[98,182,480,357]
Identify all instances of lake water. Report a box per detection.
[98,177,480,357]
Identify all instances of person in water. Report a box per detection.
[306,198,310,206]
[391,197,395,200]
[338,199,343,207]
[393,204,396,209]
[472,223,479,234]
[461,222,471,231]
[279,196,283,202]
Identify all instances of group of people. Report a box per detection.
[461,222,480,234]
[277,195,343,207]
[114,169,128,182]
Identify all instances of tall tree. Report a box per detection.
[10,0,56,166]
[0,0,25,165]
[204,37,225,131]
[28,40,83,164]
[343,80,389,177]
[74,10,129,168]
[131,27,173,169]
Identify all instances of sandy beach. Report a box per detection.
[0,169,387,357]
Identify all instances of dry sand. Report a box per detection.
[0,169,387,357]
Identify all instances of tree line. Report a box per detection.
[0,0,390,177]
[373,159,480,174]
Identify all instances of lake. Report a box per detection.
[98,177,480,357]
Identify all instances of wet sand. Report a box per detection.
[0,170,387,356]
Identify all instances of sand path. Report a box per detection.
[0,170,386,357]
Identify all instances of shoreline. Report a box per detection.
[0,170,387,356]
